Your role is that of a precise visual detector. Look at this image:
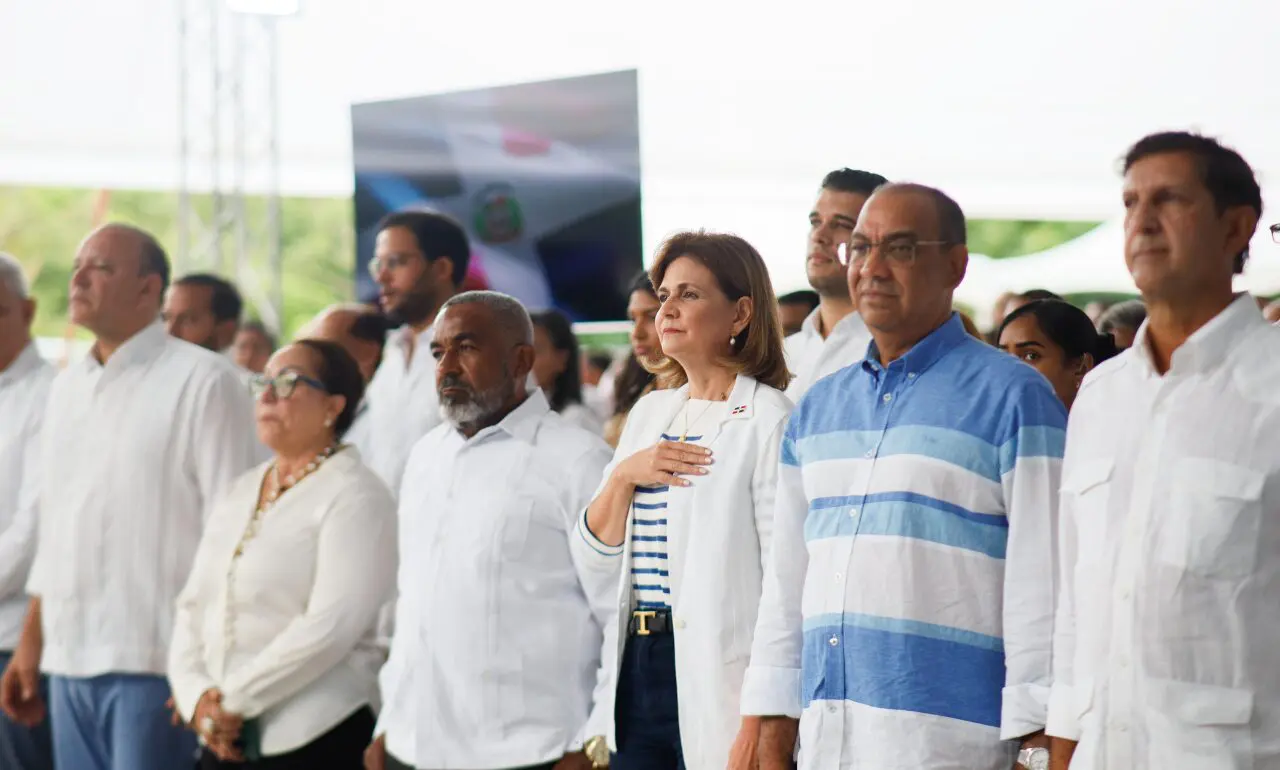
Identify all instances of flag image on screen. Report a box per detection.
[351,69,643,322]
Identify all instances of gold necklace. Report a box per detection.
[679,388,728,442]
[224,444,342,656]
[234,444,342,558]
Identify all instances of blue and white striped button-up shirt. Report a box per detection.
[743,313,1067,770]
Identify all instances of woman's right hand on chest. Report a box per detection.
[614,440,713,489]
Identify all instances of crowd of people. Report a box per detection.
[0,128,1277,770]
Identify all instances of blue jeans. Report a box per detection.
[48,673,197,770]
[611,633,685,770]
[0,650,53,770]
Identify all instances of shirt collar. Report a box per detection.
[861,312,967,376]
[0,341,42,388]
[801,307,866,341]
[392,323,434,352]
[1132,293,1266,377]
[84,320,167,373]
[469,387,551,445]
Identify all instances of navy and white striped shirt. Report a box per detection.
[629,403,725,609]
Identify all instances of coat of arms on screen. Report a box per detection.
[472,183,524,244]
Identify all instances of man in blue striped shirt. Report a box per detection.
[744,184,1067,770]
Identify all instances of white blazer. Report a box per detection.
[574,374,792,770]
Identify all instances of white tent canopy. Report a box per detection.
[956,221,1280,317]
[2,0,1277,288]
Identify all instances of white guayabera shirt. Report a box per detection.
[1047,295,1280,769]
[27,322,260,676]
[0,342,54,649]
[783,308,872,401]
[376,389,616,769]
[363,324,440,497]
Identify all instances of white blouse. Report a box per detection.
[168,447,397,756]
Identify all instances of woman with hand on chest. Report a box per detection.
[167,339,397,769]
[573,232,793,770]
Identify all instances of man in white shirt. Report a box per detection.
[365,291,615,770]
[0,253,54,770]
[784,168,886,400]
[298,302,392,461]
[364,210,469,495]
[1048,133,1279,769]
[162,272,243,355]
[0,224,260,770]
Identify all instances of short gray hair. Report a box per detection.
[438,290,534,345]
[0,252,30,299]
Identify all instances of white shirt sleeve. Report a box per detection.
[751,416,787,586]
[219,482,398,719]
[167,488,240,721]
[997,384,1066,740]
[741,421,808,718]
[189,368,261,521]
[565,442,620,747]
[1046,433,1085,741]
[0,397,45,597]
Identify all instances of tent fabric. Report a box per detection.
[956,222,1280,313]
[2,0,1276,288]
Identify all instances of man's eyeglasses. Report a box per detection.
[367,253,417,277]
[836,237,951,267]
[248,371,328,399]
[1270,222,1279,245]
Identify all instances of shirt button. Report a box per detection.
[827,704,838,714]
[828,635,840,647]
[864,449,874,458]
[849,508,859,518]
[834,573,842,581]
[907,372,917,379]
[675,619,686,630]
[882,393,893,403]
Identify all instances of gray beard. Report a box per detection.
[438,376,513,432]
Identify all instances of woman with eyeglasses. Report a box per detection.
[168,339,397,769]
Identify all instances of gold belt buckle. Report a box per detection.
[633,610,657,636]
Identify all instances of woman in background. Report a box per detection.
[530,309,604,435]
[997,299,1119,410]
[168,339,396,769]
[604,272,662,448]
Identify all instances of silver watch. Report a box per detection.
[1018,746,1049,770]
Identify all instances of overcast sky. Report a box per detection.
[2,0,1275,291]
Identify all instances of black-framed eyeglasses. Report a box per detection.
[836,237,951,267]
[248,371,328,399]
[1270,222,1279,245]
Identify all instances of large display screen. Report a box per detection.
[352,69,642,321]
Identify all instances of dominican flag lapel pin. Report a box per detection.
[731,404,749,416]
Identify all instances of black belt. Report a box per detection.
[628,608,673,636]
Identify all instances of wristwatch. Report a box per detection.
[584,735,610,768]
[1018,746,1049,770]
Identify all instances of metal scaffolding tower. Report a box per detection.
[176,0,291,334]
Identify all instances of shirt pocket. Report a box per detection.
[1146,679,1254,770]
[1156,459,1265,581]
[1062,458,1114,568]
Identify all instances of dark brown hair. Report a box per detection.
[647,231,790,391]
[291,338,366,439]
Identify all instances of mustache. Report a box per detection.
[437,374,475,397]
